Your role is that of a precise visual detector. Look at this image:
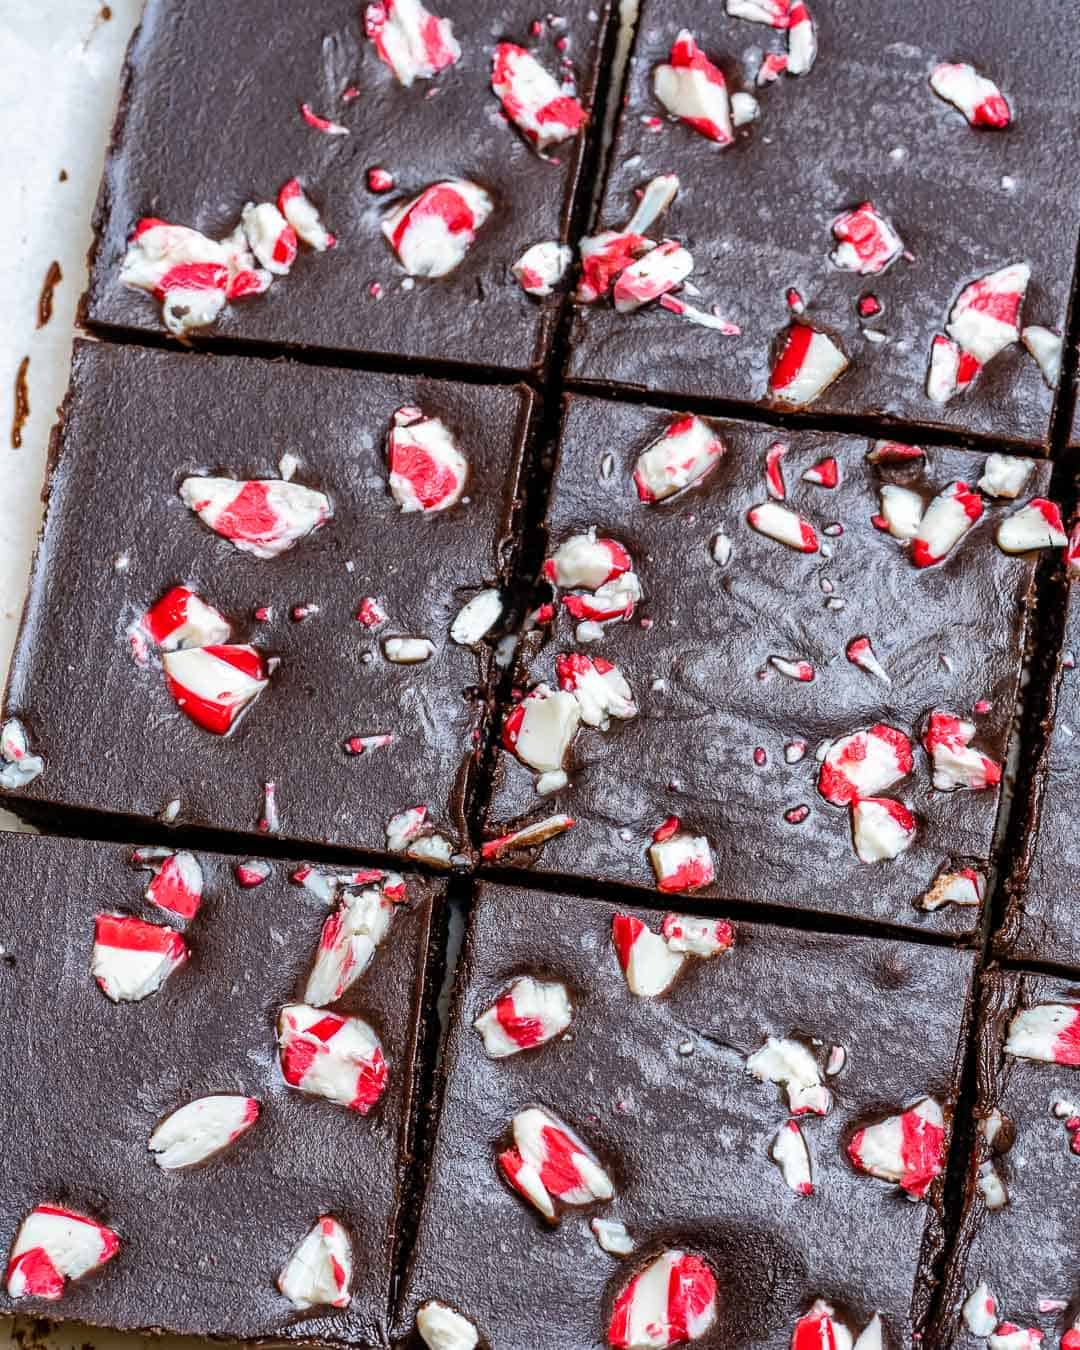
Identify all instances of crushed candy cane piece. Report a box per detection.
[769,656,815,682]
[848,1097,945,1198]
[241,201,297,276]
[660,913,733,957]
[278,1216,352,1310]
[513,241,573,297]
[648,825,715,894]
[726,0,791,26]
[305,885,395,1007]
[608,1250,717,1350]
[770,1120,813,1195]
[633,415,724,503]
[1021,326,1063,387]
[474,976,573,1057]
[498,1106,613,1221]
[817,725,913,806]
[148,1095,259,1170]
[930,63,1011,128]
[162,644,268,735]
[978,453,1033,499]
[612,913,685,997]
[364,0,460,86]
[653,31,733,145]
[987,1326,1043,1350]
[803,457,838,488]
[503,685,581,774]
[977,1159,1008,1209]
[926,334,981,404]
[481,813,576,859]
[852,797,916,863]
[92,913,188,1003]
[120,218,230,336]
[277,179,336,252]
[576,231,654,304]
[785,2,816,76]
[450,590,502,646]
[747,501,819,552]
[235,859,272,887]
[133,848,203,921]
[731,91,759,126]
[846,637,889,683]
[142,586,231,650]
[830,202,904,275]
[924,712,1001,791]
[791,1302,854,1350]
[614,241,694,313]
[382,181,492,279]
[1005,1003,1080,1065]
[962,1282,999,1338]
[277,1005,388,1113]
[947,263,1029,365]
[416,1302,479,1350]
[877,484,924,540]
[383,635,435,663]
[747,1037,832,1116]
[765,442,787,500]
[386,805,428,851]
[492,43,587,152]
[387,406,468,513]
[769,325,848,406]
[556,653,637,727]
[0,719,44,789]
[757,51,788,84]
[996,499,1067,554]
[5,1206,120,1301]
[911,481,983,568]
[918,866,985,911]
[300,104,349,135]
[179,477,331,559]
[592,1218,634,1257]
[545,532,631,589]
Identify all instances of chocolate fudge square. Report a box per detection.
[997,582,1080,970]
[394,882,976,1350]
[83,0,611,377]
[931,969,1080,1348]
[0,831,441,1345]
[567,0,1079,449]
[483,395,1055,936]
[0,340,534,858]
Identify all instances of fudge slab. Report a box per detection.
[395,883,976,1349]
[567,0,1080,449]
[0,831,440,1345]
[84,0,610,377]
[932,969,1080,1348]
[484,394,1050,936]
[0,339,533,858]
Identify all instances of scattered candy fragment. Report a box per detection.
[383,636,436,663]
[92,913,188,1003]
[830,202,903,275]
[179,476,332,559]
[962,1282,999,1338]
[770,1120,814,1195]
[591,1218,634,1257]
[120,219,230,336]
[503,685,581,775]
[473,976,573,1057]
[923,712,1001,791]
[305,885,396,1006]
[277,179,335,251]
[450,590,503,646]
[235,859,272,888]
[277,1216,352,1310]
[726,0,790,27]
[996,499,1067,554]
[978,453,1033,499]
[926,334,981,404]
[148,1095,259,1170]
[847,1097,945,1199]
[731,91,759,126]
[142,586,230,650]
[556,653,637,727]
[817,725,912,806]
[930,62,1011,128]
[987,1326,1043,1350]
[416,1301,479,1350]
[5,1206,120,1301]
[492,44,587,152]
[498,1106,613,1221]
[277,1005,388,1113]
[634,416,725,503]
[132,847,204,921]
[614,241,694,313]
[785,2,817,76]
[1021,326,1063,387]
[612,913,685,997]
[240,201,297,276]
[653,31,733,145]
[911,481,983,568]
[162,644,269,735]
[977,1158,1008,1210]
[387,406,468,513]
[0,719,44,789]
[746,1037,832,1115]
[769,325,849,406]
[513,241,573,296]
[608,1250,717,1349]
[917,866,985,912]
[852,797,916,863]
[481,813,576,859]
[1004,1003,1080,1065]
[845,637,889,683]
[545,532,631,589]
[382,181,492,278]
[747,501,819,552]
[946,263,1029,365]
[660,913,733,957]
[364,0,460,86]
[300,104,349,135]
[769,656,815,682]
[791,1303,853,1350]
[648,822,716,894]
[803,457,838,488]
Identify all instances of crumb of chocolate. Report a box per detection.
[12,355,29,449]
[36,260,62,329]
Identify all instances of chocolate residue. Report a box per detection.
[101,3,112,16]
[12,356,29,449]
[36,261,62,329]
[58,168,68,182]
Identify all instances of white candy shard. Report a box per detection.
[556,653,637,728]
[473,976,573,1057]
[120,219,231,337]
[480,813,576,860]
[926,334,981,405]
[785,2,816,76]
[1005,1003,1080,1065]
[416,1301,479,1350]
[853,1315,884,1350]
[791,1302,854,1350]
[0,718,44,788]
[725,0,791,26]
[924,712,1002,792]
[277,1216,352,1309]
[277,1005,388,1113]
[450,590,503,645]
[648,828,716,894]
[387,407,469,513]
[747,501,819,552]
[612,913,686,997]
[746,1037,832,1116]
[660,913,733,957]
[5,1206,120,1301]
[852,797,917,863]
[996,499,1068,554]
[847,1097,945,1199]
[977,1159,1008,1210]
[498,1106,613,1220]
[613,240,694,313]
[1022,325,1063,387]
[513,241,573,297]
[770,1119,813,1195]
[383,636,436,663]
[930,63,1011,129]
[633,415,725,502]
[653,31,733,145]
[148,1095,259,1169]
[918,867,985,912]
[817,725,913,806]
[946,263,1029,365]
[608,1249,718,1349]
[364,0,460,86]
[987,1327,1043,1350]
[978,454,1034,499]
[911,482,983,568]
[492,44,587,152]
[963,1282,999,1338]
[141,585,231,649]
[179,477,332,559]
[591,1217,635,1256]
[731,92,760,125]
[278,179,335,251]
[305,886,395,1006]
[92,913,188,1004]
[846,637,890,683]
[382,181,492,278]
[769,324,849,405]
[241,201,297,276]
[386,806,429,852]
[503,685,581,774]
[545,531,632,590]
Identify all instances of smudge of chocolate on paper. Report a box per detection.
[12,357,29,449]
[37,261,62,329]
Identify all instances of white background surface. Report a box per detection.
[0,3,203,1347]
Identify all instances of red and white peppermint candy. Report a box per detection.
[382,181,492,278]
[5,1206,120,1301]
[241,201,298,276]
[978,453,1034,499]
[867,441,926,467]
[179,476,332,559]
[474,976,573,1057]
[576,231,654,304]
[852,797,916,863]
[503,685,581,774]
[769,656,814,682]
[747,501,819,552]
[148,1095,259,1169]
[545,532,631,589]
[592,1218,635,1256]
[996,498,1068,554]
[947,263,1030,365]
[770,1120,813,1195]
[661,913,733,957]
[612,914,685,997]
[924,712,1001,791]
[162,644,269,735]
[0,719,43,788]
[563,571,642,627]
[963,1283,999,1338]
[918,866,985,912]
[92,913,188,1003]
[277,1005,388,1113]
[877,485,924,540]
[513,241,573,297]
[910,481,983,568]
[305,886,395,1007]
[988,1328,1044,1350]
[364,0,460,86]
[803,457,838,488]
[830,202,903,275]
[613,241,694,313]
[556,653,637,727]
[142,585,231,651]
[356,596,388,628]
[236,859,272,887]
[300,104,350,136]
[847,1097,945,1199]
[387,406,468,513]
[416,1302,479,1350]
[926,334,981,404]
[385,805,429,852]
[765,442,787,500]
[817,725,913,807]
[757,51,789,83]
[648,821,716,894]
[1064,1324,1080,1350]
[133,847,204,921]
[277,1216,352,1310]
[219,225,273,300]
[277,179,336,252]
[930,63,1011,128]
[1022,325,1063,387]
[747,1037,832,1115]
[451,589,503,646]
[634,416,725,503]
[492,44,587,152]
[846,637,889,684]
[653,31,733,145]
[791,1302,853,1350]
[726,0,791,26]
[785,2,816,76]
[120,218,231,336]
[1005,1003,1080,1065]
[770,324,848,405]
[498,1107,613,1221]
[608,1249,718,1349]
[481,813,576,859]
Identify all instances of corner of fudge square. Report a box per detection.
[392,882,977,1350]
[0,338,538,860]
[0,831,445,1344]
[481,393,1057,938]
